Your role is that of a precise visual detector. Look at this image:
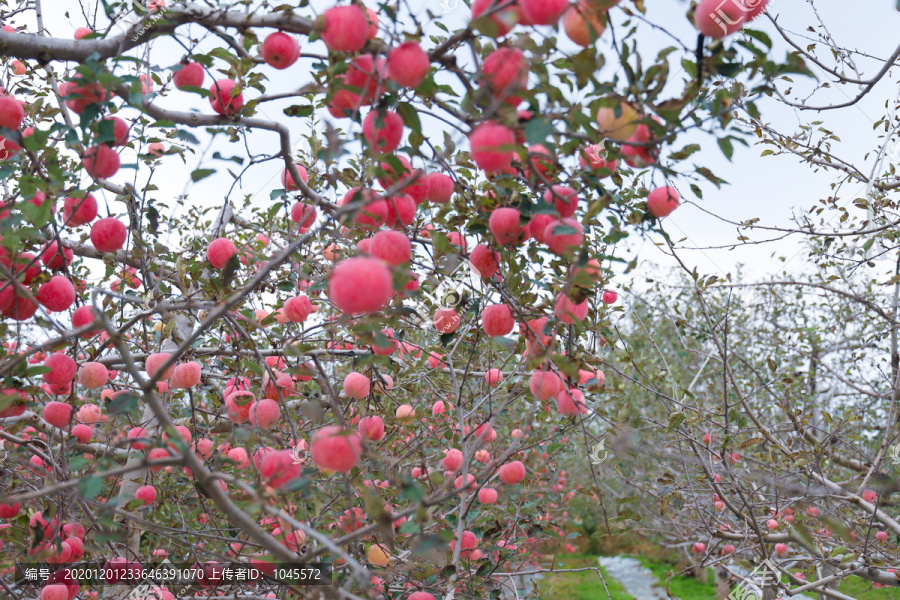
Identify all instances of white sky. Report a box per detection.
[18,0,900,294]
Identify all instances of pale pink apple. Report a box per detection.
[310,425,362,472]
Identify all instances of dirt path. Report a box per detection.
[597,556,675,600]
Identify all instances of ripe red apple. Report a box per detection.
[469,244,500,279]
[694,0,748,38]
[519,0,569,25]
[562,1,606,46]
[482,303,514,336]
[384,194,416,228]
[40,585,69,600]
[529,371,561,400]
[580,145,618,174]
[343,372,370,399]
[0,95,24,130]
[0,502,21,518]
[44,400,73,428]
[73,27,91,39]
[387,41,430,88]
[481,48,528,104]
[544,185,579,218]
[692,542,706,554]
[145,352,175,380]
[207,237,238,269]
[362,109,404,153]
[746,0,769,20]
[469,121,516,174]
[721,544,735,555]
[345,53,387,102]
[499,460,526,485]
[249,398,281,428]
[554,293,588,323]
[291,201,316,227]
[433,307,461,333]
[543,218,583,255]
[310,425,362,472]
[602,290,618,304]
[365,7,379,38]
[774,542,788,555]
[876,531,888,542]
[71,305,100,336]
[442,448,463,471]
[527,213,556,244]
[170,361,202,388]
[62,193,98,226]
[209,79,243,116]
[38,275,76,312]
[471,0,519,36]
[136,485,157,504]
[647,186,680,218]
[173,61,204,89]
[90,217,127,252]
[425,172,453,203]
[370,230,411,265]
[358,415,385,441]
[284,295,313,322]
[327,256,394,314]
[321,5,368,53]
[82,144,120,179]
[60,76,108,114]
[78,362,108,388]
[489,207,523,246]
[396,404,416,423]
[556,387,587,415]
[261,31,300,69]
[479,487,499,504]
[621,123,657,166]
[258,450,302,488]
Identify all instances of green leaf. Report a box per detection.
[146,205,160,236]
[174,130,200,145]
[524,118,554,145]
[664,412,685,432]
[107,391,141,416]
[79,476,104,500]
[284,105,314,118]
[396,102,422,134]
[191,169,216,182]
[717,137,734,161]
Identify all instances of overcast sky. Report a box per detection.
[25,0,900,296]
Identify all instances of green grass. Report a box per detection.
[536,554,633,600]
[631,555,716,600]
[835,575,898,599]
[538,554,900,600]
